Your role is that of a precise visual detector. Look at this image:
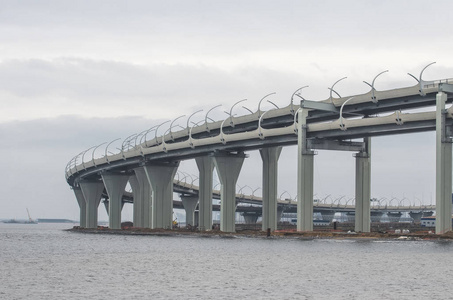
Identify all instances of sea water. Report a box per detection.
[1,223,453,300]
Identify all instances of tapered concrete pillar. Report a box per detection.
[181,195,198,226]
[436,91,453,234]
[134,167,152,228]
[387,211,402,222]
[213,152,246,232]
[242,211,260,224]
[73,187,86,228]
[370,211,384,223]
[144,162,179,229]
[320,210,335,222]
[195,156,214,231]
[355,137,371,232]
[79,180,104,229]
[129,174,143,227]
[102,173,129,230]
[297,109,315,231]
[260,147,282,232]
[409,211,423,224]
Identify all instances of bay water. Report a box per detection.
[1,223,453,299]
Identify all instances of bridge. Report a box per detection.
[65,62,453,234]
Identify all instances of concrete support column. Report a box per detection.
[436,91,453,234]
[320,210,335,222]
[409,211,423,224]
[260,147,282,232]
[144,162,179,229]
[195,156,214,231]
[277,206,284,224]
[370,211,384,223]
[102,173,130,230]
[213,152,246,233]
[181,195,199,226]
[242,212,260,224]
[355,137,371,232]
[387,212,402,222]
[297,109,315,231]
[129,174,143,228]
[79,180,105,229]
[134,167,153,228]
[73,187,86,228]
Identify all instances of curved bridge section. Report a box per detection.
[66,64,453,234]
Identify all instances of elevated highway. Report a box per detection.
[66,63,453,234]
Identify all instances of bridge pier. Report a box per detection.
[355,137,371,232]
[320,210,335,222]
[242,211,260,224]
[129,174,143,227]
[144,162,179,229]
[213,152,246,233]
[370,211,384,223]
[387,212,402,222]
[436,91,453,234]
[134,167,153,228]
[297,109,315,231]
[79,180,104,229]
[101,173,129,229]
[260,146,282,232]
[195,156,214,231]
[73,186,87,228]
[181,195,198,226]
[409,211,423,223]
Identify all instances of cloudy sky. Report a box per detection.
[1,0,452,221]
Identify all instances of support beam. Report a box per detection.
[79,180,104,229]
[73,187,86,228]
[436,91,453,234]
[129,174,143,228]
[213,152,246,233]
[144,162,179,229]
[260,146,282,232]
[134,167,153,228]
[181,195,198,226]
[242,211,260,224]
[297,109,315,231]
[355,137,371,232]
[102,173,129,230]
[195,156,214,231]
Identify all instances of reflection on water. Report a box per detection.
[1,223,453,299]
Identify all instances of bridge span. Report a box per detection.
[66,63,453,234]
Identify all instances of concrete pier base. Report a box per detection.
[355,138,371,232]
[213,152,246,233]
[144,162,179,229]
[102,173,130,229]
[195,156,214,231]
[79,180,105,229]
[260,147,282,232]
[73,187,87,228]
[181,195,198,226]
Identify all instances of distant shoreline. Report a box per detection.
[67,226,453,241]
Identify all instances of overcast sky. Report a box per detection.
[1,0,452,220]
